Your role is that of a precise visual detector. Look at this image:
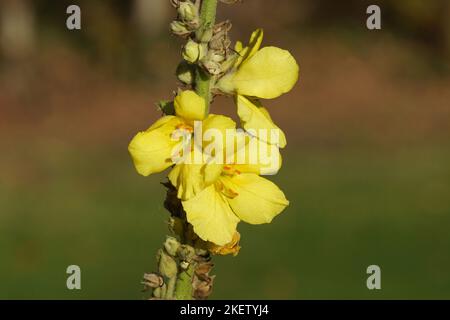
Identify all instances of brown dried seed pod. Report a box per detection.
[193,274,216,300]
[142,273,164,289]
[195,261,214,277]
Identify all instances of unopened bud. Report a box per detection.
[157,249,178,278]
[182,40,206,64]
[178,2,198,23]
[170,21,190,36]
[178,244,196,262]
[176,61,195,85]
[196,28,213,43]
[152,287,162,298]
[164,236,180,256]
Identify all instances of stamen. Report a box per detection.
[175,124,194,133]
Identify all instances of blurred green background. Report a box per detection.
[1,0,449,299]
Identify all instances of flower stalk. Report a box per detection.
[195,0,218,115]
[174,0,218,299]
[134,0,299,300]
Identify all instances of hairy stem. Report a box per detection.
[195,0,218,115]
[166,276,177,299]
[199,0,218,32]
[174,265,195,300]
[171,0,218,300]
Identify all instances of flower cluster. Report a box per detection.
[129,0,299,252]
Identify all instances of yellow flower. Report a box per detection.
[180,148,289,246]
[218,29,299,99]
[128,115,185,177]
[128,90,234,186]
[168,113,236,201]
[216,29,296,148]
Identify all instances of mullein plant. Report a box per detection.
[129,0,299,300]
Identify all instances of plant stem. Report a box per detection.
[195,0,218,116]
[172,0,219,301]
[174,265,195,300]
[199,0,218,32]
[166,276,177,299]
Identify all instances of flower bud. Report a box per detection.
[182,40,206,64]
[164,236,180,256]
[178,2,198,23]
[196,28,213,43]
[157,249,178,278]
[170,21,190,37]
[178,244,196,262]
[152,287,162,298]
[176,61,195,85]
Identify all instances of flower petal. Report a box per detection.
[201,114,236,163]
[128,116,183,176]
[168,162,223,200]
[182,185,240,245]
[202,114,236,133]
[236,95,287,148]
[234,29,264,68]
[221,174,289,224]
[233,46,299,99]
[174,90,206,121]
[232,138,283,176]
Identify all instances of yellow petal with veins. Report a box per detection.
[220,174,289,224]
[182,185,240,245]
[236,95,287,148]
[233,46,299,99]
[128,116,184,176]
[168,161,223,201]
